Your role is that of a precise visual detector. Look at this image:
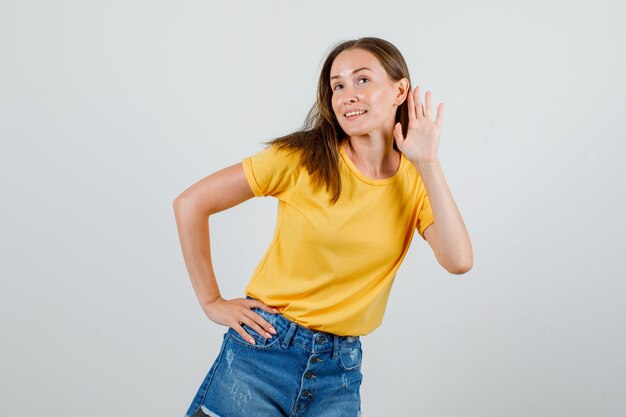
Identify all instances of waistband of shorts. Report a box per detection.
[245,295,360,353]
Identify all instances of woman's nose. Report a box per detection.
[342,87,358,103]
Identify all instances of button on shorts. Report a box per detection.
[184,296,363,417]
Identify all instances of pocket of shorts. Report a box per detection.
[227,308,281,349]
[339,343,362,371]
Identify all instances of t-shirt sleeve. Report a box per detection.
[416,184,435,240]
[241,145,301,198]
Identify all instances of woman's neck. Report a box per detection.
[342,135,400,179]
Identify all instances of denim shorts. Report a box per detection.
[184,296,363,417]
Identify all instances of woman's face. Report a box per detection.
[329,48,407,138]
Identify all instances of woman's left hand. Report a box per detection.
[393,86,444,163]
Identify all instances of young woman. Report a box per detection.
[174,37,472,417]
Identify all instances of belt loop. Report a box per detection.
[332,334,339,359]
[281,322,297,349]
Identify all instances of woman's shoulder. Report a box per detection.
[243,143,306,183]
[247,142,303,163]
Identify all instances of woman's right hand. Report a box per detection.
[202,297,279,345]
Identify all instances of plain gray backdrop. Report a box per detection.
[1,1,625,416]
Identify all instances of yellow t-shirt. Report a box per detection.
[241,143,434,336]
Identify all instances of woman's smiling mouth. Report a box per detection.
[345,110,367,120]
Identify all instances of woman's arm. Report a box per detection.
[173,162,279,345]
[417,160,473,274]
[393,85,473,274]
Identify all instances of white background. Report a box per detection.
[1,1,625,416]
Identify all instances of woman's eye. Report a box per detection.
[332,78,367,91]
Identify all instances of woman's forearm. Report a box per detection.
[172,163,255,309]
[414,158,473,273]
[173,200,223,309]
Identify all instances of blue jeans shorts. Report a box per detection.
[184,296,363,417]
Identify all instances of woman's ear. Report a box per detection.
[394,78,410,105]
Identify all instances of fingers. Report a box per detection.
[232,322,258,345]
[249,300,279,335]
[240,314,276,341]
[248,301,278,334]
[411,86,443,124]
[233,316,275,345]
[393,122,404,143]
[407,86,417,120]
[435,102,444,127]
[232,300,279,345]
[253,300,280,315]
[414,86,424,118]
[208,298,280,345]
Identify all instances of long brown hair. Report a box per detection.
[266,37,412,205]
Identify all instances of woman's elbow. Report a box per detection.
[443,256,473,275]
[173,194,210,218]
[173,194,191,212]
